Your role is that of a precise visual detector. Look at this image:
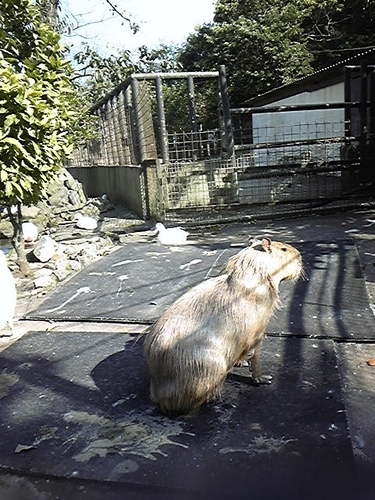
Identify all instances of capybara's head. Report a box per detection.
[260,239,303,282]
[226,238,303,286]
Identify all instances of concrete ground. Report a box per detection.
[0,208,375,499]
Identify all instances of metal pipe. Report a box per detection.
[230,102,360,114]
[132,71,219,80]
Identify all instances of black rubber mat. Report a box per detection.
[26,240,374,339]
[0,331,355,499]
[271,240,375,339]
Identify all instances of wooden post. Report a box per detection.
[138,81,158,160]
[124,86,136,164]
[143,160,164,219]
[108,97,120,165]
[117,90,131,164]
[188,76,198,160]
[218,65,234,157]
[155,76,169,162]
[131,77,146,164]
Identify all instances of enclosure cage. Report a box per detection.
[68,64,375,224]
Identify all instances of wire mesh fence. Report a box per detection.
[159,115,365,220]
[66,68,375,223]
[67,88,135,168]
[167,129,221,162]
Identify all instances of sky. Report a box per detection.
[60,0,215,56]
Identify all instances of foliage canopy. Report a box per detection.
[180,0,375,104]
[0,0,80,206]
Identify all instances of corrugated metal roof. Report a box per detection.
[244,47,375,106]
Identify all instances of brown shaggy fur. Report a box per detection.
[144,238,302,415]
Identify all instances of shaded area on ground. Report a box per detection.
[336,342,375,469]
[26,240,374,339]
[0,331,355,499]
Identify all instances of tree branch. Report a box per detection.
[103,0,139,33]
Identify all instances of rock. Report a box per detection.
[33,236,56,262]
[64,174,87,204]
[33,275,55,288]
[75,215,98,230]
[0,220,13,238]
[34,268,53,279]
[68,260,82,273]
[68,190,82,207]
[22,206,40,219]
[49,186,70,208]
[53,260,71,281]
[78,245,99,266]
[61,244,81,259]
[118,234,129,244]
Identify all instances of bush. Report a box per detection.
[0,0,79,207]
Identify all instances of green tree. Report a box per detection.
[180,1,314,105]
[180,0,375,104]
[0,0,81,272]
[73,45,139,105]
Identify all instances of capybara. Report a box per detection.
[144,238,302,415]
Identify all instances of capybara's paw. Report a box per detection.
[234,359,249,368]
[250,374,273,386]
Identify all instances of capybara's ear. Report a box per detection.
[248,237,262,247]
[261,238,272,252]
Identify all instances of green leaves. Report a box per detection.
[180,0,375,104]
[0,0,80,207]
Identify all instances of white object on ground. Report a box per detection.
[33,235,56,263]
[1,205,17,215]
[155,223,189,246]
[22,222,38,243]
[179,259,202,270]
[74,215,98,230]
[0,250,16,333]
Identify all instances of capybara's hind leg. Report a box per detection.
[248,341,272,385]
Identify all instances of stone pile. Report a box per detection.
[0,168,112,239]
[0,168,149,304]
[11,233,116,299]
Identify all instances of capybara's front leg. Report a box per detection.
[248,341,272,385]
